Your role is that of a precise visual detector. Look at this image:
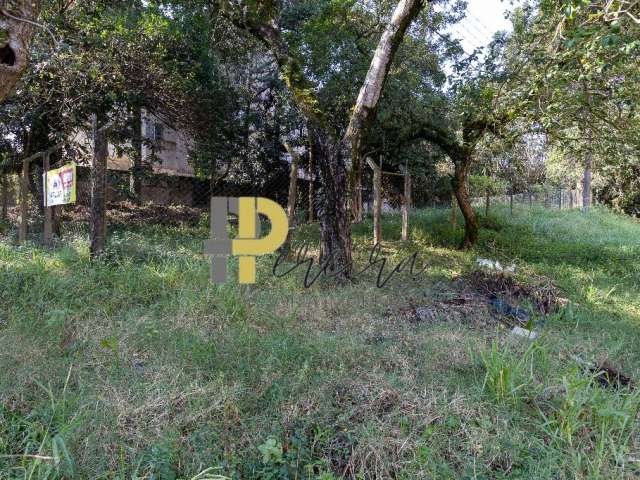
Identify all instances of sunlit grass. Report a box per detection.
[1,205,639,478]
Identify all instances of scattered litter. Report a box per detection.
[572,355,635,390]
[510,326,538,340]
[489,294,530,325]
[391,270,567,332]
[132,359,146,374]
[590,360,635,390]
[476,257,516,273]
[414,306,436,323]
[470,270,566,315]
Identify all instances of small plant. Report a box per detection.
[99,335,120,367]
[258,437,284,465]
[253,429,331,480]
[479,342,539,406]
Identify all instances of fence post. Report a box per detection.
[366,158,381,244]
[43,151,53,246]
[307,137,315,223]
[90,115,108,259]
[510,193,514,215]
[19,158,29,244]
[558,188,562,209]
[0,174,7,221]
[284,142,299,247]
[402,171,411,241]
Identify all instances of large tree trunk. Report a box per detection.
[129,103,143,201]
[90,116,108,259]
[313,128,352,277]
[0,1,40,102]
[345,0,424,219]
[228,0,423,279]
[452,154,478,249]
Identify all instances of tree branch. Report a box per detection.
[344,0,425,148]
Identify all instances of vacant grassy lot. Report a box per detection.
[1,205,639,479]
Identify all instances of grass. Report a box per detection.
[1,204,639,479]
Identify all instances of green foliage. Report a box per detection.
[545,146,583,187]
[469,175,508,197]
[597,160,640,217]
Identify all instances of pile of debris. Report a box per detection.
[394,258,569,340]
[469,268,566,316]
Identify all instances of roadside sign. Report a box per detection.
[43,163,77,207]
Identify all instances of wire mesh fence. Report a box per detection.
[470,189,587,212]
[0,151,299,247]
[0,148,590,251]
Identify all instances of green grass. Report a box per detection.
[1,204,639,479]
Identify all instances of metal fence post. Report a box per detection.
[402,171,411,241]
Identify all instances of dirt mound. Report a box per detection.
[468,270,567,314]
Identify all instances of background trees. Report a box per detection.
[1,0,639,252]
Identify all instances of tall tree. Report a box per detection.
[220,0,425,277]
[511,1,640,213]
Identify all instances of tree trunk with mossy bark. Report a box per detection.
[313,128,353,274]
[0,1,41,102]
[345,0,424,223]
[452,152,478,249]
[224,0,424,280]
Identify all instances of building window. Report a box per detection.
[153,123,164,142]
[146,121,164,142]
